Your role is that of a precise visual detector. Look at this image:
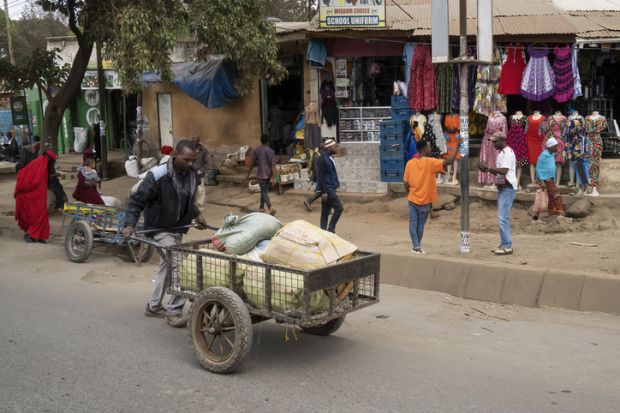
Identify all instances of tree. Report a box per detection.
[0,9,29,62]
[260,0,317,22]
[190,0,287,96]
[15,1,69,58]
[0,0,286,153]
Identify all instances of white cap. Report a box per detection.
[546,137,559,148]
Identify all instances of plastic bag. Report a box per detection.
[262,220,358,270]
[73,127,88,153]
[125,156,140,178]
[211,213,283,256]
[533,189,548,214]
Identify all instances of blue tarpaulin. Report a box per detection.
[143,59,240,109]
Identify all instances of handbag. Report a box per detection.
[533,189,548,214]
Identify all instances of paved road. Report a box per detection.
[1,238,619,413]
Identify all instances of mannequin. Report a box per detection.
[526,110,544,185]
[585,111,606,197]
[565,110,590,196]
[507,110,528,190]
[538,110,567,185]
[567,110,580,187]
[443,113,461,185]
[479,111,507,189]
[554,111,566,184]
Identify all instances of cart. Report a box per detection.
[62,202,154,264]
[136,236,381,374]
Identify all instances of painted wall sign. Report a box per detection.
[319,0,386,28]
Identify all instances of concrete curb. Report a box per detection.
[380,253,620,315]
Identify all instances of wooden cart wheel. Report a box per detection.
[65,220,94,263]
[188,287,253,374]
[301,316,346,336]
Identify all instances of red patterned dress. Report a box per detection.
[506,115,528,166]
[408,44,437,111]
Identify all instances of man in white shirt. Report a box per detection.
[477,132,517,255]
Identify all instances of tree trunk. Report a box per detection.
[41,42,94,154]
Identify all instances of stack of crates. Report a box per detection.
[379,96,410,182]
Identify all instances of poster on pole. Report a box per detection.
[320,1,386,28]
[10,96,29,125]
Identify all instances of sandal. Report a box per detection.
[492,247,513,256]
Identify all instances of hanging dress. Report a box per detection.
[506,115,529,167]
[526,115,546,165]
[443,114,461,161]
[498,46,526,95]
[473,48,507,116]
[408,44,437,111]
[423,122,441,158]
[585,115,608,188]
[478,112,507,185]
[521,46,556,101]
[539,114,568,163]
[553,45,574,103]
[428,113,447,155]
[436,64,455,114]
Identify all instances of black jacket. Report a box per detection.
[125,158,200,233]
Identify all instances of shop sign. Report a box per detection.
[10,96,29,125]
[320,1,386,28]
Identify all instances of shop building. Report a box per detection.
[287,0,620,194]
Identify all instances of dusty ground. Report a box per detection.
[1,173,619,276]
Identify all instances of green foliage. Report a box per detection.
[0,48,71,96]
[190,0,287,96]
[260,0,316,22]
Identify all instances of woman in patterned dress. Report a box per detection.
[585,113,608,197]
[478,112,507,187]
[506,112,528,189]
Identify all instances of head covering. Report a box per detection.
[82,147,95,161]
[161,145,173,155]
[324,138,336,149]
[546,137,559,148]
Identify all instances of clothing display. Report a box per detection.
[443,114,461,160]
[571,46,583,99]
[428,113,447,155]
[478,112,507,185]
[585,115,607,187]
[521,45,556,101]
[498,46,526,95]
[539,114,568,163]
[422,123,441,158]
[506,115,529,167]
[436,64,455,114]
[564,115,588,161]
[403,42,416,85]
[451,62,477,112]
[553,45,574,103]
[408,44,436,111]
[307,39,327,68]
[469,111,488,137]
[526,115,546,165]
[473,49,507,116]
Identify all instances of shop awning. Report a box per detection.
[142,59,240,109]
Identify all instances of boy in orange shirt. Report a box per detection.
[404,138,461,254]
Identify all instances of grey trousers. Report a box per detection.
[148,232,186,316]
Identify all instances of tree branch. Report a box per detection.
[67,0,85,48]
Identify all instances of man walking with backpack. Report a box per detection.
[315,139,343,233]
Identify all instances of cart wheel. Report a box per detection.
[129,242,154,263]
[188,287,253,374]
[301,316,346,336]
[65,220,94,263]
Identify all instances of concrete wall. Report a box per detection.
[599,159,620,193]
[141,82,261,155]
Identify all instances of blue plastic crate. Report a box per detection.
[391,95,409,110]
[380,168,406,182]
[380,119,407,133]
[380,144,405,160]
[381,158,405,171]
[380,128,405,144]
[391,108,411,121]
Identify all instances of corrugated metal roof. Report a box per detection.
[305,0,620,38]
[275,22,309,34]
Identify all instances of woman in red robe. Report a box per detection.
[14,150,57,243]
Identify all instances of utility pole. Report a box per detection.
[96,42,108,179]
[3,0,15,64]
[458,0,471,253]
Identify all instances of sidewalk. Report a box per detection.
[1,172,619,315]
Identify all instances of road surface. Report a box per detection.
[1,238,618,413]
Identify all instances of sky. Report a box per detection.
[3,0,27,20]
